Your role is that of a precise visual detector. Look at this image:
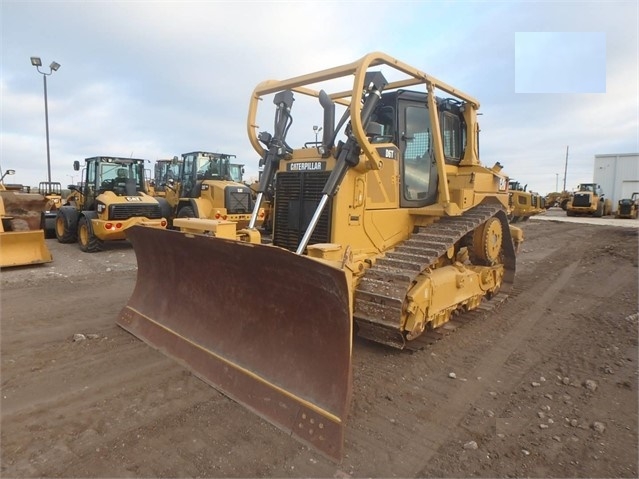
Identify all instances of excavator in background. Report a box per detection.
[55,157,170,252]
[0,169,53,268]
[566,183,612,217]
[117,52,523,461]
[616,192,639,219]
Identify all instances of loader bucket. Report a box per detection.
[117,226,352,461]
[0,191,48,230]
[0,230,53,268]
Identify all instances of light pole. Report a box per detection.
[30,56,61,184]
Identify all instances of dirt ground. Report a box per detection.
[1,209,637,478]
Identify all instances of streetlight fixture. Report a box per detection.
[1,169,16,183]
[30,56,61,183]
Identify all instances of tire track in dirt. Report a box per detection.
[1,224,636,478]
[414,225,638,478]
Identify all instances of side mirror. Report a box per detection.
[73,160,80,171]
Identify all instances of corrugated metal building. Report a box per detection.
[593,153,639,212]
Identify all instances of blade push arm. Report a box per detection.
[248,90,294,229]
[295,72,387,255]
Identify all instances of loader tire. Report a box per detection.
[56,208,78,243]
[594,202,603,217]
[78,216,104,253]
[177,206,196,218]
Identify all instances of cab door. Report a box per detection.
[398,101,438,208]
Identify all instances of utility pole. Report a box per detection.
[555,173,559,192]
[562,145,569,192]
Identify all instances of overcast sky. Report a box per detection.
[2,0,637,195]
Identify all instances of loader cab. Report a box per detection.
[81,157,147,210]
[371,90,467,208]
[154,158,182,192]
[179,151,235,198]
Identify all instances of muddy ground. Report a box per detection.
[1,210,637,478]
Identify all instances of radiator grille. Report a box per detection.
[225,188,252,214]
[273,171,332,252]
[572,193,591,207]
[109,203,162,220]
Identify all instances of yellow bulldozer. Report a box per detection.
[0,169,53,268]
[55,157,170,252]
[117,52,523,461]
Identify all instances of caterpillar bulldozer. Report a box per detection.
[0,170,53,268]
[56,157,170,252]
[566,183,612,217]
[117,52,522,461]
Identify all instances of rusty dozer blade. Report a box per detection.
[117,226,352,461]
[0,230,53,268]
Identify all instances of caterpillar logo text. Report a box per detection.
[286,161,326,171]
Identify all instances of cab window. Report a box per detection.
[402,105,433,203]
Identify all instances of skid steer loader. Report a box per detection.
[616,192,639,219]
[56,157,170,252]
[117,52,522,461]
[0,170,53,268]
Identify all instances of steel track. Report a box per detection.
[353,202,516,349]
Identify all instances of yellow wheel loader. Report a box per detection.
[0,170,53,268]
[171,151,264,229]
[566,183,612,217]
[56,157,170,252]
[507,180,540,223]
[148,157,182,202]
[117,52,523,461]
[544,191,572,210]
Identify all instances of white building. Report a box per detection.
[593,153,639,212]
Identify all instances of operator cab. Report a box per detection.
[370,90,467,208]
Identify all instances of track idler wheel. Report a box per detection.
[472,216,503,265]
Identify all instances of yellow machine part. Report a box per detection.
[118,226,352,461]
[0,229,52,268]
[0,193,53,268]
[116,52,521,461]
